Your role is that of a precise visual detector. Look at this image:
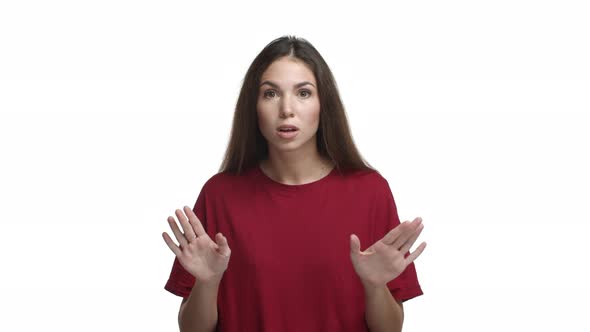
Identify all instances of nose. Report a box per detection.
[279,96,294,118]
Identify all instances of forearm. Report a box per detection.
[363,283,403,332]
[179,279,221,332]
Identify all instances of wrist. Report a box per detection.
[191,276,222,298]
[361,279,387,292]
[198,274,223,287]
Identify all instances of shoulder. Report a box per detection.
[329,168,393,201]
[200,171,235,192]
[199,167,256,195]
[340,168,390,189]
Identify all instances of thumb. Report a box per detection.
[215,233,231,256]
[350,234,361,255]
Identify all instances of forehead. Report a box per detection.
[260,57,316,84]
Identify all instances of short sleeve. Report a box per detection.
[163,182,209,298]
[372,175,424,303]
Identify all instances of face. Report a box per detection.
[256,56,321,155]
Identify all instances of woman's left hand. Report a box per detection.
[350,217,427,288]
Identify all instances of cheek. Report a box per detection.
[308,105,321,125]
[256,108,272,132]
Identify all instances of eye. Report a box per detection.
[299,90,312,98]
[263,90,277,99]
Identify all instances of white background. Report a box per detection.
[1,0,589,331]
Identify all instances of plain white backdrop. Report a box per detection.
[1,0,589,331]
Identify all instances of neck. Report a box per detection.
[260,152,334,185]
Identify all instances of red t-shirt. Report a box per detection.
[164,165,423,331]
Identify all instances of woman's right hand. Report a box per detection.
[162,206,231,283]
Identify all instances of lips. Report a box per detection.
[276,126,299,139]
[277,125,299,132]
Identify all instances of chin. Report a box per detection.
[270,137,316,154]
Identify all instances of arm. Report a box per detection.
[178,278,221,332]
[364,283,404,332]
[350,218,426,332]
[163,206,231,332]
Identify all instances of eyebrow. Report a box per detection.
[259,80,316,89]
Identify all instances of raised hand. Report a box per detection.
[350,217,426,288]
[162,206,231,283]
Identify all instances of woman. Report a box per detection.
[162,35,426,332]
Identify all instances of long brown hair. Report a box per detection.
[218,35,376,176]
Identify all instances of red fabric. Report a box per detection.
[164,165,423,331]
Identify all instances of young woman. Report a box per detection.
[162,35,426,332]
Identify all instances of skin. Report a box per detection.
[256,55,334,185]
[350,218,426,288]
[351,218,427,332]
[162,55,427,332]
[162,206,230,332]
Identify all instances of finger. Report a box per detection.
[168,216,188,248]
[215,233,231,256]
[391,217,422,249]
[184,206,208,237]
[381,221,409,245]
[162,232,181,256]
[175,208,197,242]
[405,241,427,264]
[399,223,425,254]
[350,234,361,255]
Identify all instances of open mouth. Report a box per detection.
[276,129,299,139]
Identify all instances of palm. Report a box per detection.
[350,241,408,286]
[163,206,231,282]
[176,233,230,281]
[350,217,426,287]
